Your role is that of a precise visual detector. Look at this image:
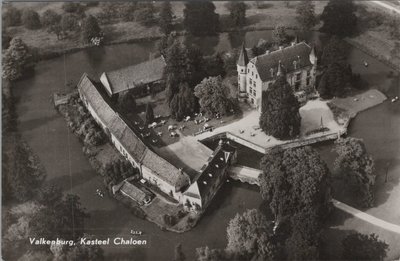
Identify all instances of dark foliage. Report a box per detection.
[21,9,41,30]
[259,76,301,140]
[317,62,352,99]
[183,1,219,36]
[320,0,357,37]
[2,6,21,27]
[145,103,155,124]
[41,9,61,28]
[342,233,388,261]
[159,1,173,34]
[227,2,247,27]
[170,82,197,121]
[81,15,101,43]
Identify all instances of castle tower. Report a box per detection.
[237,43,249,99]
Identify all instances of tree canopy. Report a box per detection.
[183,1,219,36]
[2,37,35,81]
[259,146,332,225]
[296,0,317,31]
[321,36,349,66]
[320,0,357,37]
[170,82,197,121]
[3,6,22,27]
[342,233,388,261]
[194,76,234,117]
[227,2,247,27]
[21,9,41,30]
[41,9,61,28]
[145,103,155,124]
[259,75,301,140]
[159,1,173,34]
[226,209,278,260]
[317,62,352,99]
[334,137,376,207]
[81,15,101,43]
[272,25,291,46]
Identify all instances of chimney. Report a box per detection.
[279,46,283,50]
[291,41,295,46]
[265,50,270,54]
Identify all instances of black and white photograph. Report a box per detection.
[1,0,400,260]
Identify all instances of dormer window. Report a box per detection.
[208,173,213,177]
[293,60,297,70]
[203,181,207,185]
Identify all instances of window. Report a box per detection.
[253,89,256,96]
[248,69,250,73]
[307,70,311,76]
[251,98,255,104]
[252,71,254,76]
[256,74,258,79]
[253,81,256,87]
[296,73,301,81]
[306,77,310,86]
[241,69,244,73]
[250,78,252,84]
[250,87,253,94]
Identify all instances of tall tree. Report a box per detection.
[21,9,41,30]
[296,0,316,31]
[194,76,233,116]
[226,209,278,260]
[317,62,352,99]
[169,82,197,121]
[183,1,219,36]
[174,243,186,261]
[259,75,301,140]
[342,233,388,261]
[159,1,173,35]
[320,0,357,37]
[272,25,290,46]
[321,36,349,66]
[334,137,376,207]
[81,15,101,43]
[259,146,332,225]
[145,103,155,124]
[227,2,247,27]
[2,37,35,81]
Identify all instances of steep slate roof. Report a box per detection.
[250,42,312,82]
[237,44,249,66]
[78,73,189,191]
[184,142,236,206]
[103,56,166,95]
[141,149,189,192]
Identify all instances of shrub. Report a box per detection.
[41,9,61,28]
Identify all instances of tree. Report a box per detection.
[183,1,219,36]
[145,103,154,124]
[61,13,80,33]
[321,36,349,66]
[296,0,316,31]
[194,76,233,116]
[170,83,197,121]
[226,209,278,260]
[342,233,388,260]
[81,15,101,43]
[135,3,155,26]
[259,146,332,225]
[2,33,12,50]
[30,194,89,241]
[259,75,301,140]
[174,243,186,261]
[62,2,85,16]
[41,9,61,28]
[54,244,104,261]
[205,53,226,78]
[2,6,22,27]
[285,208,322,260]
[2,37,35,81]
[320,0,357,37]
[227,2,247,27]
[272,25,290,46]
[317,62,352,99]
[388,14,400,40]
[21,9,41,30]
[119,93,136,113]
[334,137,376,207]
[119,3,137,22]
[159,1,173,35]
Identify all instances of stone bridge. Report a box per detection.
[228,165,261,186]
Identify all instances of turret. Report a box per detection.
[237,43,248,98]
[309,45,317,66]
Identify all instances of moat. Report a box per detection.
[13,30,400,260]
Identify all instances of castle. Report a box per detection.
[237,39,318,111]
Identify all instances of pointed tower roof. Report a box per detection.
[310,44,316,57]
[294,35,299,44]
[237,43,249,66]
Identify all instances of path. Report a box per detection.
[332,199,400,234]
[371,1,400,14]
